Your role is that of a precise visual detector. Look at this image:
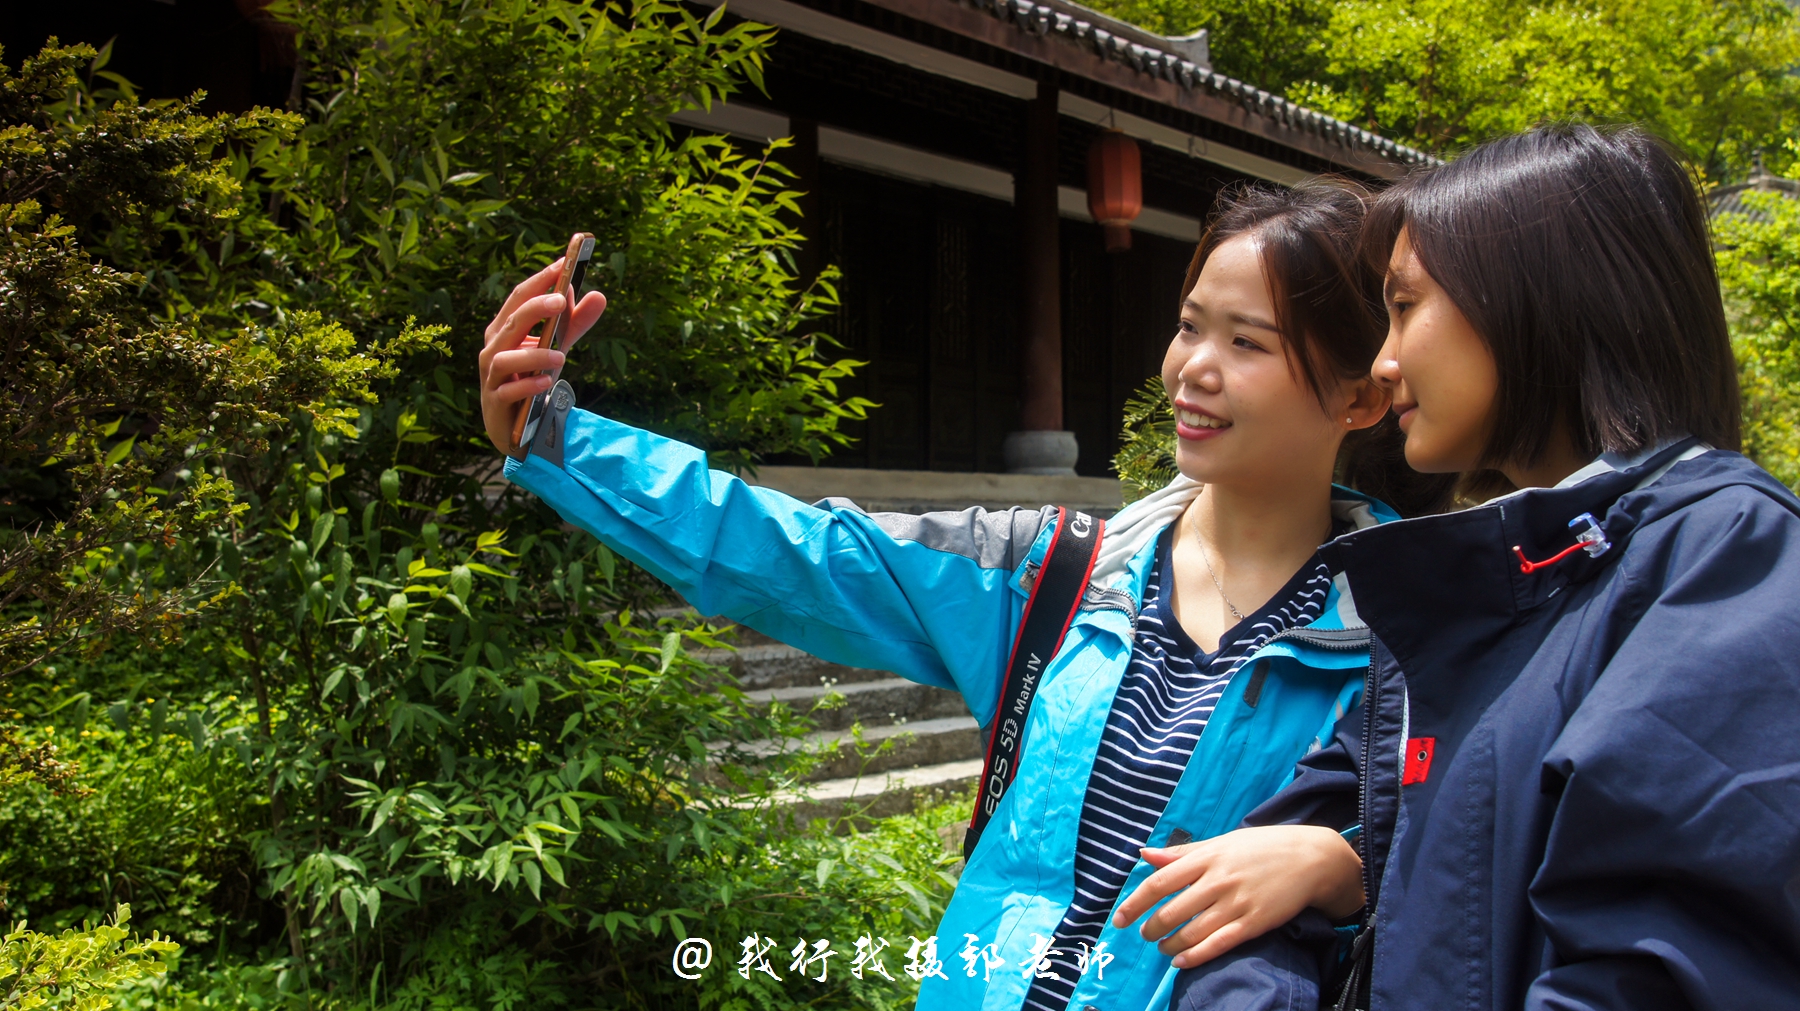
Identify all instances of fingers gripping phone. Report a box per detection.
[511,232,595,453]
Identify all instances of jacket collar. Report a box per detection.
[1317,439,1706,670]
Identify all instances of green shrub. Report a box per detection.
[0,41,432,685]
[2,0,890,1001]
[1716,179,1800,489]
[1,905,177,1011]
[243,0,871,467]
[1113,378,1178,504]
[0,719,256,942]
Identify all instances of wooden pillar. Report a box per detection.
[1005,80,1079,474]
[1017,81,1062,431]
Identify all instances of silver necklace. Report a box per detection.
[1192,527,1245,622]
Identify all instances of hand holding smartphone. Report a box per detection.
[478,232,605,458]
[509,232,596,451]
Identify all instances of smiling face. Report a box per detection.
[1372,228,1500,474]
[1162,232,1381,489]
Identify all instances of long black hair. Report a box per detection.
[1184,181,1455,516]
[1364,124,1740,471]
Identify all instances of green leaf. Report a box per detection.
[539,852,566,887]
[104,435,136,467]
[312,512,336,556]
[367,140,395,185]
[659,631,681,673]
[492,844,513,888]
[369,794,399,833]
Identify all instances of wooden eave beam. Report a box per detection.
[838,0,1414,180]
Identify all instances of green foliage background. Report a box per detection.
[0,0,924,1007]
[1716,172,1800,489]
[1080,0,1800,179]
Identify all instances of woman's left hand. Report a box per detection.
[1110,824,1364,969]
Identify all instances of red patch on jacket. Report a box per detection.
[1403,737,1436,786]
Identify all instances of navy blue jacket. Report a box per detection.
[1173,443,1800,1011]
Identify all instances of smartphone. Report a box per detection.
[512,231,596,451]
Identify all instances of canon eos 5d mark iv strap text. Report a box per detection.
[964,507,1102,860]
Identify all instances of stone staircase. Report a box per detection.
[699,621,987,827]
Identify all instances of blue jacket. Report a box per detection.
[505,404,1395,1011]
[1173,442,1800,1011]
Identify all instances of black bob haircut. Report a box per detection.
[1365,124,1741,470]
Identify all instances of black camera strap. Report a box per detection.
[964,507,1102,860]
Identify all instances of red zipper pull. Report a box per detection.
[1511,512,1611,574]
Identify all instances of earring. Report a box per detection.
[1346,417,1354,425]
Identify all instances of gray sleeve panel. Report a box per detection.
[812,499,1059,571]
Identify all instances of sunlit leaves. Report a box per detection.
[1717,183,1800,487]
[0,905,178,1011]
[1083,0,1800,178]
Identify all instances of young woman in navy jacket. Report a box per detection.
[1136,125,1800,1010]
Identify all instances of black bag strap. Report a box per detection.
[964,507,1102,860]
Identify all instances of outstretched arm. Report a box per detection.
[477,264,1048,720]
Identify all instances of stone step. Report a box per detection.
[721,714,985,782]
[804,715,986,780]
[745,676,971,731]
[769,757,984,826]
[720,623,782,648]
[695,642,892,690]
[650,605,782,648]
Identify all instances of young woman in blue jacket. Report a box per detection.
[477,183,1412,1011]
[1157,126,1800,1011]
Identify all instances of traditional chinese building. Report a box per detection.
[671,0,1432,481]
[6,0,1430,485]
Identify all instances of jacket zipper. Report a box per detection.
[1261,625,1371,651]
[1328,646,1381,1011]
[1357,648,1378,907]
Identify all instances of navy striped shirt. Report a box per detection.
[1021,526,1333,1011]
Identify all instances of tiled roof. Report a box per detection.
[1709,161,1800,223]
[965,0,1442,169]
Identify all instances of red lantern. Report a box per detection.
[1087,130,1142,254]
